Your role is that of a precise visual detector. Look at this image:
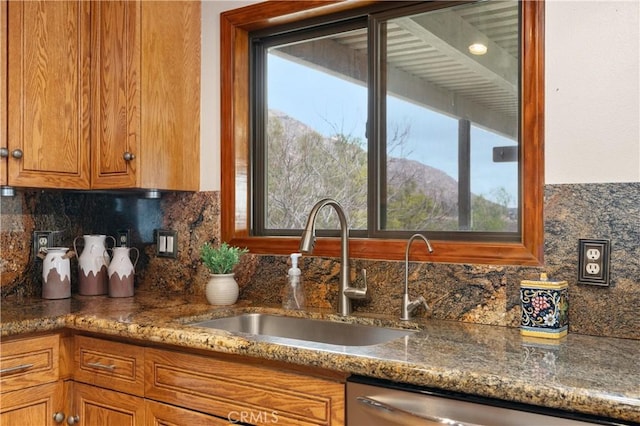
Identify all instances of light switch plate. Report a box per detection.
[156,229,177,258]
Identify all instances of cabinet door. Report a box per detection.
[72,382,145,426]
[90,1,140,189]
[139,1,200,191]
[0,381,65,426]
[145,400,230,426]
[7,1,91,189]
[1,0,7,186]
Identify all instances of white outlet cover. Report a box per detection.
[585,262,600,274]
[578,239,610,286]
[586,248,601,260]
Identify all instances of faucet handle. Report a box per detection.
[403,295,429,320]
[344,269,368,299]
[416,295,429,311]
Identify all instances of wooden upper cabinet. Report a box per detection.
[6,0,200,192]
[7,0,91,189]
[1,0,7,186]
[90,1,140,189]
[138,1,200,191]
[92,0,200,191]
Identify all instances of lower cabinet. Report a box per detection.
[0,334,67,425]
[71,382,145,426]
[145,400,231,426]
[0,381,65,425]
[145,347,345,425]
[74,335,145,397]
[1,333,346,425]
[69,335,346,425]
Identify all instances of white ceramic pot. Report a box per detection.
[42,247,72,299]
[74,234,115,295]
[205,274,239,305]
[108,247,139,298]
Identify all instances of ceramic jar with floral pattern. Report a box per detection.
[520,273,568,339]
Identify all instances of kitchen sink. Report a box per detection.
[189,313,416,347]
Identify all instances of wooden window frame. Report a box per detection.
[221,0,544,265]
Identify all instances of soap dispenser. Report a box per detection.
[283,253,305,310]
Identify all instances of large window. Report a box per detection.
[221,1,544,265]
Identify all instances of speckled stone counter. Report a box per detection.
[1,291,638,423]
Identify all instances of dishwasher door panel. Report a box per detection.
[347,381,603,426]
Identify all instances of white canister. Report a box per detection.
[42,247,72,299]
[108,247,139,298]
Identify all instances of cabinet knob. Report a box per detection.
[0,148,8,158]
[11,149,23,159]
[123,152,136,161]
[53,412,66,423]
[67,415,80,425]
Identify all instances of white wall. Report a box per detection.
[200,0,640,191]
[545,0,640,184]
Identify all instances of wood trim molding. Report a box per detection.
[221,1,544,266]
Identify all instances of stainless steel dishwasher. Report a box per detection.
[347,376,628,426]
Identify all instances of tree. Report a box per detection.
[266,112,368,229]
[264,112,515,233]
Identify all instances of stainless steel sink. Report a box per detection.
[189,313,416,347]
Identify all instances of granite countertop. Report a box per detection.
[1,291,638,423]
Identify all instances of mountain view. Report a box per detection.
[265,110,516,232]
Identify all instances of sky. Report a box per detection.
[268,55,519,207]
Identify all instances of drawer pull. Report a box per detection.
[86,361,116,371]
[0,363,34,375]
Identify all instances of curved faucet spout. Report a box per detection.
[299,198,348,253]
[299,198,365,316]
[402,234,433,321]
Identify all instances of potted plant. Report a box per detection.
[200,242,248,305]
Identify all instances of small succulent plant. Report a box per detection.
[200,242,248,275]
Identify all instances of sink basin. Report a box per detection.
[189,313,415,347]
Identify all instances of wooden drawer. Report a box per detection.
[0,334,59,393]
[145,348,345,425]
[74,336,144,396]
[146,400,231,425]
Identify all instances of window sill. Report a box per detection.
[228,235,542,265]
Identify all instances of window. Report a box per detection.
[221,1,544,265]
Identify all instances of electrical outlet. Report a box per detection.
[156,229,178,258]
[117,229,131,247]
[578,239,610,286]
[33,231,55,260]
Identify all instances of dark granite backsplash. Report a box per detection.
[1,183,638,340]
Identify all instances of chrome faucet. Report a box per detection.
[299,198,367,316]
[401,234,433,320]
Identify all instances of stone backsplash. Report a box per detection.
[1,183,638,340]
